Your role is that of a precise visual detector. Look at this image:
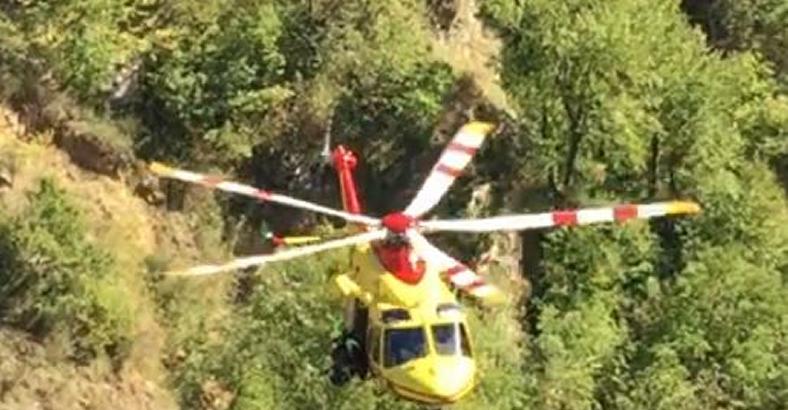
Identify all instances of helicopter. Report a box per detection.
[149,121,701,405]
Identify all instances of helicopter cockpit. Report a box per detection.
[369,303,477,403]
[382,321,472,366]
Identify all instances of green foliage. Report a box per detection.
[539,224,657,307]
[458,298,532,410]
[484,1,787,409]
[137,1,289,164]
[0,14,36,100]
[525,224,655,409]
[624,346,702,410]
[136,0,451,172]
[681,0,788,87]
[679,0,788,186]
[484,0,683,199]
[0,179,133,362]
[11,0,147,102]
[738,94,788,162]
[333,62,456,212]
[642,246,787,408]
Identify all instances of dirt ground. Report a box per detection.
[0,329,177,410]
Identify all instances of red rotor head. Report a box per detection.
[381,212,414,234]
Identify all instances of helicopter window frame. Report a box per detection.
[459,323,472,357]
[436,303,462,314]
[368,325,382,364]
[381,308,411,324]
[383,326,428,368]
[436,303,463,321]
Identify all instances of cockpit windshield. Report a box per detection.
[432,323,459,355]
[432,323,472,357]
[384,327,427,367]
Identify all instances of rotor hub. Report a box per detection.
[381,212,413,234]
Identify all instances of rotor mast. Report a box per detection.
[331,146,364,216]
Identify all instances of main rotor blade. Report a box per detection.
[408,231,500,299]
[419,201,701,233]
[404,121,495,218]
[167,229,386,277]
[150,162,379,226]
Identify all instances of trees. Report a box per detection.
[680,0,788,186]
[681,0,788,87]
[483,0,787,408]
[7,0,149,102]
[138,1,290,164]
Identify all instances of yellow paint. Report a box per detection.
[667,200,701,215]
[464,121,496,136]
[149,162,171,175]
[339,242,486,405]
[280,236,322,245]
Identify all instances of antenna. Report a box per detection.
[321,105,335,163]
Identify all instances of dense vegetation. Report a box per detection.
[0,1,785,409]
[0,179,133,364]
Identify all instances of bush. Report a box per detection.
[0,178,133,363]
[137,1,289,165]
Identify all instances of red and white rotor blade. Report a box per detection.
[408,231,499,299]
[167,229,386,277]
[419,201,701,233]
[150,162,379,226]
[404,121,495,218]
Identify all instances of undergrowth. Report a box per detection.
[0,178,134,364]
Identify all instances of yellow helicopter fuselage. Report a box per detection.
[334,241,478,405]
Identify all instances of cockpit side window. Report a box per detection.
[431,323,459,355]
[384,327,427,367]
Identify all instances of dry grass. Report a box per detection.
[0,328,175,410]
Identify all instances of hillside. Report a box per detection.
[0,106,183,410]
[1,1,787,410]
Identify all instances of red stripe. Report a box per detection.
[270,235,284,246]
[552,210,578,226]
[613,204,638,222]
[257,190,272,201]
[446,142,478,155]
[435,163,462,178]
[201,176,224,187]
[465,279,487,290]
[446,265,466,277]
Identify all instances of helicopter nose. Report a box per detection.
[429,360,474,397]
[399,356,475,401]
